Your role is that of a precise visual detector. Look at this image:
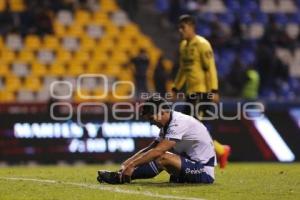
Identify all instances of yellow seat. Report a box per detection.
[75,10,91,25]
[49,62,66,76]
[24,76,42,91]
[53,21,67,37]
[93,12,110,25]
[118,39,133,52]
[0,63,10,76]
[104,62,121,76]
[66,25,84,37]
[5,75,22,92]
[56,49,72,63]
[31,62,48,76]
[0,0,6,12]
[74,51,91,63]
[1,49,16,63]
[10,0,25,12]
[24,35,41,50]
[18,50,35,63]
[0,91,15,102]
[122,23,139,36]
[80,37,96,51]
[112,51,128,64]
[91,51,109,63]
[43,35,60,50]
[100,0,119,12]
[98,37,115,51]
[86,60,102,73]
[0,35,4,48]
[67,61,85,76]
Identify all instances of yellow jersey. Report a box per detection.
[174,35,218,94]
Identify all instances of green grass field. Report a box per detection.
[0,163,299,200]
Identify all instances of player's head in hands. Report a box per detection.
[140,96,172,128]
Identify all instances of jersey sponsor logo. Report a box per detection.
[185,167,204,175]
[204,51,213,59]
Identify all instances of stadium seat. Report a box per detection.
[6,34,23,51]
[36,89,50,102]
[5,76,22,92]
[10,0,25,12]
[278,0,297,13]
[53,21,67,37]
[1,49,16,63]
[75,10,91,25]
[74,50,91,63]
[276,48,293,65]
[86,24,104,39]
[11,62,30,77]
[24,76,42,91]
[0,91,15,102]
[260,0,277,13]
[43,76,59,89]
[49,62,66,76]
[62,36,80,51]
[0,63,10,76]
[31,62,47,76]
[247,23,265,39]
[24,35,41,50]
[285,23,300,39]
[67,61,85,76]
[56,49,72,63]
[18,50,35,63]
[16,90,35,102]
[0,0,6,11]
[37,49,55,65]
[67,25,84,37]
[80,36,96,51]
[57,10,73,26]
[0,76,4,90]
[205,0,226,13]
[43,35,60,50]
[111,10,130,27]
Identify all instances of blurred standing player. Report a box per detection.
[172,14,231,168]
[98,96,216,184]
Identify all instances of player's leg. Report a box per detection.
[194,93,231,169]
[97,160,162,184]
[155,152,214,184]
[131,160,162,180]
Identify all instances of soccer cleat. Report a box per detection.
[97,170,131,184]
[219,145,231,169]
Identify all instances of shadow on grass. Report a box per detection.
[129,181,216,187]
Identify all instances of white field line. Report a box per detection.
[0,177,205,200]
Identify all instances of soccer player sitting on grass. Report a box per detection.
[97,96,216,184]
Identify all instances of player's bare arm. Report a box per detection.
[121,139,176,177]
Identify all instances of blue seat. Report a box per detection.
[273,13,289,25]
[217,13,235,25]
[224,0,240,12]
[240,1,259,12]
[240,49,255,65]
[288,13,300,24]
[196,24,211,37]
[239,12,253,25]
[253,11,269,24]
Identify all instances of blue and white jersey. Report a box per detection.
[157,111,216,177]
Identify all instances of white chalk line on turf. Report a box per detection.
[0,177,205,200]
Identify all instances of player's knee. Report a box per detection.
[156,153,172,167]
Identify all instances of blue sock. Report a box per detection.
[131,161,162,180]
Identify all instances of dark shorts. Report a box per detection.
[170,156,215,184]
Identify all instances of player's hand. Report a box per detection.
[211,93,220,103]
